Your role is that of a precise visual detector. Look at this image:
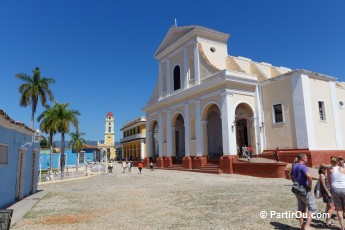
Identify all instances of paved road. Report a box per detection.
[11,163,332,230]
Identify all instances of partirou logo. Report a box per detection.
[260,210,329,219]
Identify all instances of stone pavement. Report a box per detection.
[9,167,102,226]
[8,190,48,225]
[11,163,336,230]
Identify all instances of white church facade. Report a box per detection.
[143,25,345,172]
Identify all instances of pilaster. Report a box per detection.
[166,110,172,156]
[195,99,202,156]
[221,90,236,155]
[158,112,163,156]
[183,46,189,89]
[166,60,171,96]
[184,103,191,156]
[194,39,200,85]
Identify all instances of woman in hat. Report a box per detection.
[319,164,335,227]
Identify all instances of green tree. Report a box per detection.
[68,130,86,171]
[16,67,55,129]
[39,136,50,149]
[54,102,80,174]
[37,104,58,172]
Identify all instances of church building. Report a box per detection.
[97,112,115,161]
[143,25,345,173]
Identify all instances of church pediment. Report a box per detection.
[154,26,196,58]
[154,25,229,59]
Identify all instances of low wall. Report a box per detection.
[233,161,287,178]
[262,149,345,167]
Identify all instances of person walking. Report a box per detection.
[150,162,154,171]
[248,145,253,159]
[273,147,280,162]
[122,161,127,173]
[328,157,345,230]
[290,154,317,230]
[108,161,113,173]
[127,161,132,173]
[319,164,335,227]
[138,161,143,174]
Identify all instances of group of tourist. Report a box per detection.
[290,154,345,229]
[237,145,253,160]
[121,161,144,174]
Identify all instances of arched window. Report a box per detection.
[108,127,111,132]
[173,65,181,91]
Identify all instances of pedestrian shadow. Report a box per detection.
[270,219,338,229]
[270,222,299,230]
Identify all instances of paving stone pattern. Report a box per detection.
[12,163,332,230]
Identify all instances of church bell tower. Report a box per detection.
[98,112,115,160]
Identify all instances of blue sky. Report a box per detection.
[1,1,345,142]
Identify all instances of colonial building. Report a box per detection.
[0,109,40,208]
[97,112,115,161]
[143,25,345,172]
[120,116,146,160]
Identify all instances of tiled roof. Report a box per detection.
[82,143,98,149]
[0,109,35,133]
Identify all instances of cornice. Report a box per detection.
[143,70,258,113]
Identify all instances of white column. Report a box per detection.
[291,74,315,149]
[255,84,264,154]
[166,60,171,96]
[221,90,236,155]
[171,126,176,157]
[183,46,189,89]
[202,121,208,155]
[330,81,343,148]
[166,110,172,156]
[195,99,203,156]
[146,120,151,157]
[158,62,163,100]
[194,39,200,85]
[158,112,163,156]
[184,103,190,156]
[140,139,145,160]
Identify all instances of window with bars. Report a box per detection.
[319,101,326,121]
[0,144,9,165]
[273,104,283,123]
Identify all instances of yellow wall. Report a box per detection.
[122,140,146,160]
[337,86,345,147]
[262,77,296,149]
[309,79,336,148]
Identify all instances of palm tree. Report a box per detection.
[16,67,55,129]
[68,130,86,171]
[54,102,80,174]
[37,104,58,172]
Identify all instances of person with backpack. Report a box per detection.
[290,154,317,230]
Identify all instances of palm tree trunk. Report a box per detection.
[61,132,65,176]
[76,152,79,171]
[49,132,53,172]
[31,104,35,129]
